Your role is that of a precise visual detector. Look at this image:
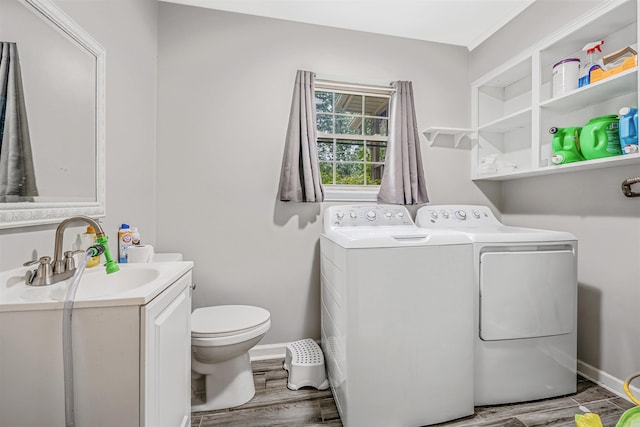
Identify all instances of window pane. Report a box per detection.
[335,93,362,114]
[366,141,387,162]
[315,91,333,113]
[314,86,389,188]
[317,113,333,133]
[335,116,362,135]
[366,163,384,185]
[320,162,334,185]
[336,139,364,161]
[336,163,364,185]
[365,96,389,117]
[318,138,334,161]
[364,118,388,136]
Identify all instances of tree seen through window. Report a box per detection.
[315,89,389,186]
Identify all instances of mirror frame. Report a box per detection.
[0,0,106,229]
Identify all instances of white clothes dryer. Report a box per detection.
[320,204,474,427]
[416,205,577,406]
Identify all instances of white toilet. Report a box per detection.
[190,305,271,412]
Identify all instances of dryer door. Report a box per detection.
[479,249,575,341]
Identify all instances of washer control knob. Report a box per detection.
[366,210,376,221]
[455,210,467,220]
[396,211,405,218]
[441,211,449,219]
[472,210,481,218]
[350,212,357,219]
[336,212,344,219]
[430,211,438,219]
[384,212,392,219]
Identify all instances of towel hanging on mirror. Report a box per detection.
[0,42,38,202]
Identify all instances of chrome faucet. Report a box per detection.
[23,215,119,286]
[53,216,104,273]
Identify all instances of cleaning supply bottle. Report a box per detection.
[118,223,133,263]
[619,107,638,154]
[550,126,585,164]
[83,226,101,268]
[578,40,604,87]
[131,227,141,246]
[579,114,622,160]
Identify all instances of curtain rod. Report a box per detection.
[313,73,395,93]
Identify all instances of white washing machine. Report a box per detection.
[320,204,474,427]
[416,205,577,406]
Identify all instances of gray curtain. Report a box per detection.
[0,42,38,202]
[278,70,324,202]
[377,81,428,205]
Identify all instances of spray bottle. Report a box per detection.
[578,40,604,87]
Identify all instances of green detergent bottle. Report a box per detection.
[550,126,585,164]
[580,115,622,160]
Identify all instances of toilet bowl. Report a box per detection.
[191,305,271,412]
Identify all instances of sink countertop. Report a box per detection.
[0,261,194,312]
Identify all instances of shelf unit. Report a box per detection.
[471,0,639,181]
[423,127,474,148]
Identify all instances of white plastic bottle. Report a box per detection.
[118,224,133,263]
[131,227,141,246]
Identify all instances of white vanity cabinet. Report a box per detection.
[141,271,192,427]
[472,0,639,180]
[0,263,193,427]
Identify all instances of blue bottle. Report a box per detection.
[619,107,638,154]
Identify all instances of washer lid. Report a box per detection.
[192,305,270,335]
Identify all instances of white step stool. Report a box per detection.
[283,339,329,390]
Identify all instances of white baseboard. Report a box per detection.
[249,342,288,361]
[578,359,640,403]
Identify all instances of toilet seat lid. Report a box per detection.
[192,305,270,336]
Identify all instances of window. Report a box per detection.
[315,81,391,191]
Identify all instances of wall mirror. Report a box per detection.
[0,0,105,228]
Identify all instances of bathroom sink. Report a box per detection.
[72,266,160,298]
[0,261,193,311]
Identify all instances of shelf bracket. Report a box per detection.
[427,129,441,146]
[453,132,471,148]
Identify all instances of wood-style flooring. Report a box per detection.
[191,358,635,427]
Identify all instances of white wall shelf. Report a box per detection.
[471,0,639,181]
[423,127,475,148]
[473,153,640,181]
[479,108,532,133]
[539,68,637,112]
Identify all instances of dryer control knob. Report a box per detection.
[366,210,376,221]
[441,211,449,219]
[472,210,481,218]
[336,212,344,219]
[384,212,392,219]
[350,212,357,219]
[430,211,438,219]
[396,211,405,218]
[455,210,467,220]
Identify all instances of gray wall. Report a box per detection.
[0,0,158,271]
[471,0,640,383]
[156,3,496,344]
